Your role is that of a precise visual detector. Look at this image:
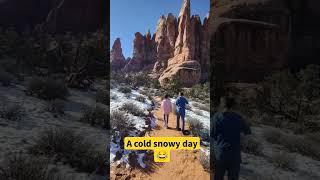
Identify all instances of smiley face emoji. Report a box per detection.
[154,149,170,162]
[157,150,167,159]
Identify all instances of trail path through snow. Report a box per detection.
[130,97,210,180]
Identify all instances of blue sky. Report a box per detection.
[111,0,210,58]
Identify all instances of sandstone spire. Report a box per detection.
[174,0,191,56]
[110,38,126,71]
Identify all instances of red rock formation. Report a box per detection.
[153,14,177,74]
[209,0,290,82]
[159,0,202,87]
[123,31,156,72]
[110,38,126,71]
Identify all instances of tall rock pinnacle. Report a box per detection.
[110,38,126,71]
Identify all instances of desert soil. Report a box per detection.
[111,98,210,180]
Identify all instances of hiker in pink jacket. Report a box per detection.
[161,94,172,128]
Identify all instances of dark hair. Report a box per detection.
[225,97,236,109]
[164,94,169,99]
[179,92,184,96]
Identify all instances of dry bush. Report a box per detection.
[118,86,131,94]
[272,151,295,171]
[281,135,320,160]
[194,109,203,116]
[110,93,118,100]
[29,128,106,175]
[120,102,145,116]
[199,151,210,171]
[26,77,68,100]
[80,105,109,129]
[0,103,24,121]
[96,89,109,105]
[0,153,71,180]
[263,128,283,145]
[187,118,204,136]
[46,99,65,116]
[241,136,263,156]
[0,153,49,180]
[264,129,320,160]
[110,110,134,132]
[193,102,210,112]
[0,69,13,86]
[135,95,146,103]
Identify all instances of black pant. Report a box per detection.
[214,160,240,180]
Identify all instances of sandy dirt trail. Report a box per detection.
[111,98,210,180]
[145,104,210,180]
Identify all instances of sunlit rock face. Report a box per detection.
[158,0,207,87]
[123,31,156,72]
[110,38,127,71]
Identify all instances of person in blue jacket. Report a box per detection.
[213,97,251,180]
[175,92,189,132]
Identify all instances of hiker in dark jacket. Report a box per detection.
[175,92,189,132]
[213,97,251,180]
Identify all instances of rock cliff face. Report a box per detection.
[158,0,203,87]
[0,0,104,33]
[110,38,126,71]
[117,0,210,87]
[153,14,177,73]
[123,31,156,72]
[209,0,320,82]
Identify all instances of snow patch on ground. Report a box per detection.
[110,86,155,168]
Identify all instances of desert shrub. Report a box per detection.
[130,72,151,87]
[26,77,68,100]
[187,118,204,136]
[119,102,144,116]
[306,132,320,143]
[110,93,118,100]
[46,99,65,116]
[192,102,210,112]
[135,95,146,103]
[29,128,106,174]
[110,110,134,132]
[241,136,263,155]
[199,151,210,171]
[272,151,295,171]
[281,135,320,160]
[263,128,283,144]
[256,65,320,133]
[0,69,13,86]
[194,109,203,116]
[80,105,109,129]
[96,89,109,105]
[125,93,131,99]
[264,129,320,160]
[199,128,210,143]
[164,75,182,97]
[0,103,24,121]
[186,83,210,101]
[0,153,50,180]
[128,152,139,168]
[118,86,131,94]
[259,114,284,128]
